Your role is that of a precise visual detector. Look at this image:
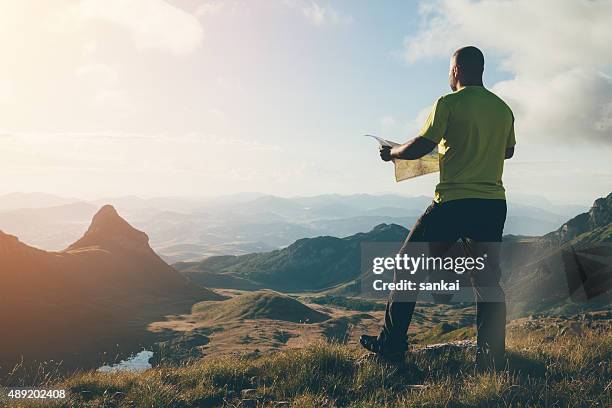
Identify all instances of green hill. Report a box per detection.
[192,290,330,323]
[177,223,408,291]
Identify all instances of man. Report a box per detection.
[360,46,515,371]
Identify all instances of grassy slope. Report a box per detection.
[7,323,611,408]
[176,224,408,292]
[191,291,330,324]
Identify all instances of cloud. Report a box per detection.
[403,0,612,146]
[75,63,130,109]
[76,63,118,87]
[0,130,282,178]
[76,0,203,55]
[195,1,226,17]
[292,1,352,26]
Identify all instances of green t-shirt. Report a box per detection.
[419,86,516,203]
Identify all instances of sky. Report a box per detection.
[0,0,610,205]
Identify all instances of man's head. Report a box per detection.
[449,46,484,91]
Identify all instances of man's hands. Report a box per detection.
[379,145,394,162]
[379,137,436,162]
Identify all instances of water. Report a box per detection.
[98,350,154,373]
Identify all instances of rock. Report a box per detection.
[241,389,257,399]
[404,384,428,390]
[413,339,477,356]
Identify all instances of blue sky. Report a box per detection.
[0,1,610,206]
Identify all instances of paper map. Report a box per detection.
[365,134,439,182]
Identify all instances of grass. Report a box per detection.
[308,295,386,312]
[4,323,611,407]
[412,322,477,345]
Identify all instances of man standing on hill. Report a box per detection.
[360,46,515,371]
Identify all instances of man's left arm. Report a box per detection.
[379,137,437,161]
[380,97,447,162]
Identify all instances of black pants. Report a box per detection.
[379,198,507,368]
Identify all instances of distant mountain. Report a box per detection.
[0,205,220,376]
[0,193,594,261]
[0,201,97,250]
[176,223,408,292]
[0,192,78,211]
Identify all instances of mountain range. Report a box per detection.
[177,193,612,316]
[0,205,220,376]
[0,193,586,263]
[0,192,609,381]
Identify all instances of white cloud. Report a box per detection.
[195,1,226,17]
[75,63,130,110]
[76,63,118,87]
[208,108,228,122]
[294,1,352,26]
[76,0,204,55]
[0,79,14,104]
[403,0,612,145]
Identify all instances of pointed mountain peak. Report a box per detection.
[68,204,149,251]
[96,204,119,216]
[90,205,126,229]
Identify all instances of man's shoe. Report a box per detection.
[359,335,406,361]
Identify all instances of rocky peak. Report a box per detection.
[67,205,150,252]
[549,193,612,244]
[589,193,612,229]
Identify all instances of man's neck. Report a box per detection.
[456,81,484,91]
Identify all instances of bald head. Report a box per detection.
[449,46,484,91]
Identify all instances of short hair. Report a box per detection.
[453,46,484,78]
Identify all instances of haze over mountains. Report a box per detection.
[0,192,587,263]
[178,193,612,317]
[0,205,220,376]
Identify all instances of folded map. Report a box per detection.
[365,134,439,182]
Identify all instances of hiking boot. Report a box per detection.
[359,334,406,362]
